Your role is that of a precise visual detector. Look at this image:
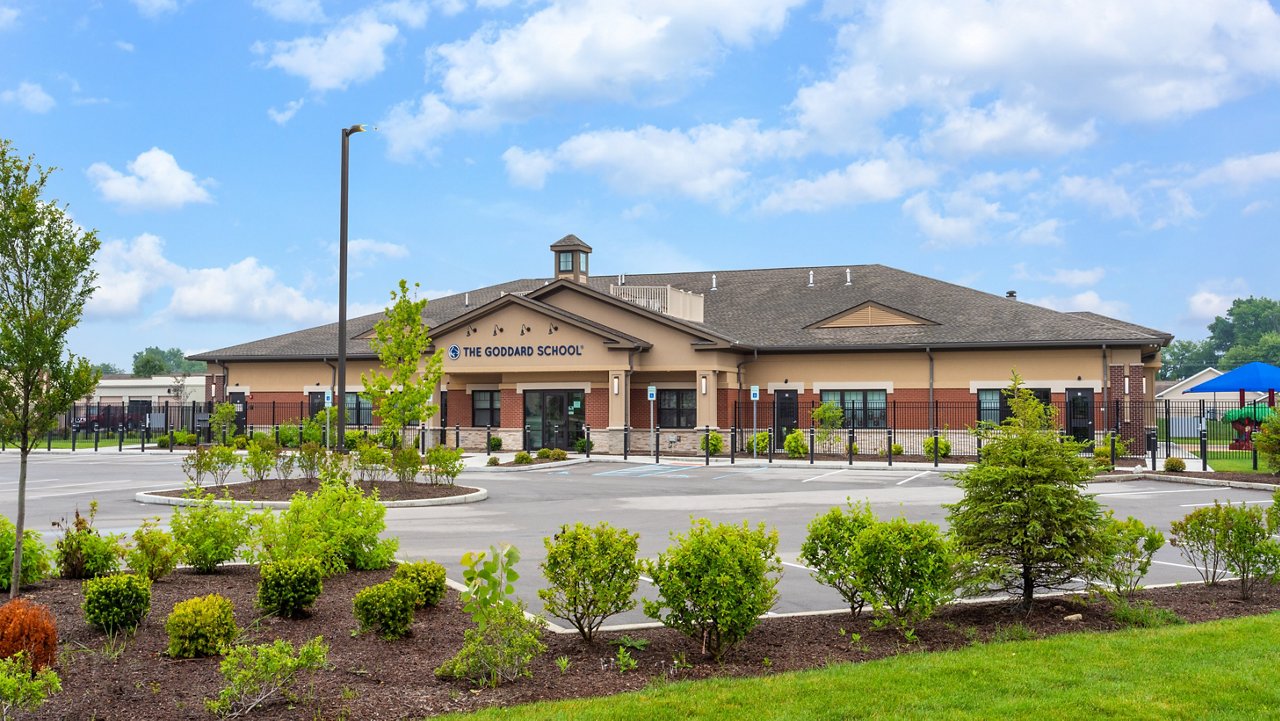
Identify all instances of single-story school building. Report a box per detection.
[190,235,1172,454]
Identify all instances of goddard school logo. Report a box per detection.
[448,344,461,360]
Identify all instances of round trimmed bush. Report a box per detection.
[535,448,552,460]
[393,561,447,608]
[784,429,808,459]
[166,594,237,658]
[699,431,724,455]
[922,436,952,458]
[1163,456,1187,473]
[83,574,152,633]
[258,557,324,618]
[353,579,416,639]
[486,456,500,467]
[548,448,569,461]
[0,598,58,671]
[513,451,533,465]
[488,436,502,452]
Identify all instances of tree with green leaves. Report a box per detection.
[1157,338,1218,380]
[131,345,204,376]
[945,374,1107,611]
[0,139,100,600]
[360,279,443,448]
[92,361,125,376]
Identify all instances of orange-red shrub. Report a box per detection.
[0,598,58,671]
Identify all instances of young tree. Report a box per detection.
[945,375,1107,611]
[0,139,100,599]
[360,280,443,448]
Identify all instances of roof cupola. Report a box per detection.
[551,234,591,284]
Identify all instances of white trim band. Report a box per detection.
[968,380,1102,394]
[811,381,894,394]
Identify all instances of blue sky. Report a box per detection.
[3,0,1279,368]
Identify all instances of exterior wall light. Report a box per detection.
[701,375,707,395]
[612,376,619,395]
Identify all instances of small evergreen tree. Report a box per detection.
[945,375,1107,610]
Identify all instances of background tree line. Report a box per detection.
[1158,297,1280,380]
[92,346,206,377]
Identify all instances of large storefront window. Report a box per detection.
[819,389,887,428]
[473,390,501,427]
[658,389,697,428]
[978,387,1051,424]
[523,390,585,450]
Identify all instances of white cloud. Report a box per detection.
[267,98,305,125]
[621,203,657,221]
[262,16,399,91]
[1015,219,1063,246]
[761,152,936,213]
[901,190,1013,246]
[346,238,410,264]
[1191,150,1280,188]
[86,234,183,318]
[380,94,458,160]
[0,82,54,113]
[1243,200,1271,215]
[131,0,179,17]
[170,257,334,323]
[254,0,328,23]
[87,148,214,211]
[115,40,135,52]
[1187,290,1233,322]
[376,0,429,28]
[1152,187,1199,229]
[1028,291,1129,318]
[962,169,1041,194]
[0,7,17,30]
[501,147,556,189]
[1013,263,1104,286]
[924,102,1097,156]
[1058,175,1139,219]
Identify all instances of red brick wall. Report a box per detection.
[585,389,609,430]
[452,390,474,428]
[500,389,522,429]
[630,388,652,428]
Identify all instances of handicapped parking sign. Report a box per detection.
[647,385,656,401]
[750,385,760,401]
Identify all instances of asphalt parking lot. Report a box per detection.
[1,452,1275,631]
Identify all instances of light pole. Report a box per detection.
[337,123,367,453]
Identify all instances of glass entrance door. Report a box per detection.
[523,390,586,450]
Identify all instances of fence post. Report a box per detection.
[47,430,52,452]
[169,429,175,453]
[623,426,629,461]
[1253,442,1259,471]
[887,427,894,467]
[767,428,773,463]
[117,425,124,452]
[847,427,854,466]
[932,428,939,468]
[524,425,530,452]
[808,425,815,464]
[1200,428,1208,472]
[1110,433,1117,468]
[141,426,147,453]
[71,427,77,452]
[486,425,492,456]
[455,424,461,450]
[93,426,100,452]
[704,425,710,466]
[1164,400,1171,458]
[585,425,591,458]
[1149,429,1156,471]
[730,427,736,465]
[655,426,661,464]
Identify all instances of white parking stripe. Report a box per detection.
[896,471,931,486]
[781,561,814,572]
[800,469,845,484]
[1095,488,1220,497]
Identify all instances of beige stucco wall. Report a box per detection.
[435,304,632,375]
[223,360,382,393]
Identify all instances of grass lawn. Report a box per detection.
[14,437,143,450]
[444,613,1280,720]
[1206,451,1271,473]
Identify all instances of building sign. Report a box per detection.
[447,344,586,360]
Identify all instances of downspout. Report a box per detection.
[213,361,228,402]
[925,348,935,431]
[1101,345,1109,432]
[736,349,758,426]
[624,348,640,432]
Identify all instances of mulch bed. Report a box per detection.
[152,479,479,503]
[18,568,1280,720]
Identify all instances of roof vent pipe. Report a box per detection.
[845,268,852,286]
[621,273,626,285]
[464,292,469,308]
[1006,290,1017,300]
[711,274,717,291]
[807,270,815,288]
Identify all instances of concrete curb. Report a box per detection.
[461,455,971,473]
[462,458,592,473]
[1096,472,1280,493]
[135,485,488,509]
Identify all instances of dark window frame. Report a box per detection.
[818,389,888,428]
[472,390,501,428]
[558,251,574,272]
[657,389,697,429]
[978,387,1052,424]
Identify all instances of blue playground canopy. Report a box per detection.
[1187,361,1280,393]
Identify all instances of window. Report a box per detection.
[473,390,501,428]
[978,387,1051,424]
[558,251,574,272]
[657,389,696,428]
[818,390,887,428]
[345,392,373,426]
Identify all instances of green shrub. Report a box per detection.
[1257,412,1280,474]
[393,561,447,608]
[353,580,417,639]
[242,441,274,483]
[0,652,61,718]
[174,430,199,446]
[54,502,123,579]
[513,451,533,465]
[1109,598,1185,628]
[486,456,500,467]
[847,441,859,455]
[273,450,296,486]
[230,435,249,451]
[1169,505,1228,585]
[643,519,781,661]
[277,423,301,448]
[488,436,502,452]
[573,437,594,454]
[434,600,545,688]
[1094,433,1130,467]
[391,448,422,484]
[800,502,877,615]
[1097,513,1165,599]
[166,594,238,658]
[170,491,251,573]
[0,517,53,592]
[424,445,464,485]
[849,517,957,636]
[877,443,905,457]
[1162,456,1187,472]
[783,429,808,458]
[205,637,328,719]
[922,435,952,458]
[207,445,240,487]
[1216,502,1280,600]
[536,448,552,459]
[248,480,398,576]
[209,403,237,442]
[539,522,640,642]
[257,557,324,618]
[811,402,844,448]
[699,431,724,455]
[459,544,522,627]
[155,434,170,448]
[297,442,323,479]
[82,574,151,633]
[125,517,183,582]
[548,448,569,461]
[374,426,401,450]
[748,431,770,455]
[353,443,392,483]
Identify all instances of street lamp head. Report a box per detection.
[345,124,370,136]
